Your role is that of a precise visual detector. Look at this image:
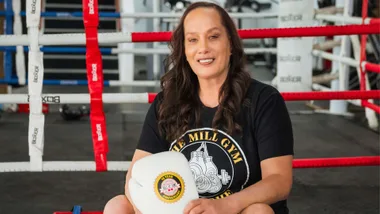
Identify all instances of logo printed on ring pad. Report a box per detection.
[154,171,185,203]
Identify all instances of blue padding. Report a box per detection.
[72,205,82,214]
[0,11,121,18]
[0,79,111,87]
[0,46,113,54]
[4,0,13,82]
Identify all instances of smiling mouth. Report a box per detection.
[198,58,215,65]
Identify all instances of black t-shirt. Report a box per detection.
[136,78,294,213]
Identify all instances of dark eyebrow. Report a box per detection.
[185,27,221,36]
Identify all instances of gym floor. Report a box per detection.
[0,67,379,214]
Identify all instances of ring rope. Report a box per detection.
[361,100,380,114]
[293,156,380,168]
[0,90,379,104]
[131,24,380,42]
[312,50,380,73]
[0,156,378,172]
[82,0,109,172]
[360,0,368,93]
[0,46,277,54]
[315,14,380,25]
[0,23,379,46]
[363,62,380,73]
[0,7,358,19]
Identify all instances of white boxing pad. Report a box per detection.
[128,151,199,214]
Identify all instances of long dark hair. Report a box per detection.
[158,1,251,142]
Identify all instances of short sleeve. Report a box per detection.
[136,92,170,154]
[254,90,294,161]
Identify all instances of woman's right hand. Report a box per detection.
[124,149,153,214]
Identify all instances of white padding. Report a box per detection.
[26,0,41,27]
[13,0,26,85]
[28,51,44,95]
[28,28,41,50]
[28,95,43,113]
[15,46,26,85]
[28,114,45,157]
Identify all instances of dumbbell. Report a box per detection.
[218,169,231,185]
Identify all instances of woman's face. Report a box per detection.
[183,7,231,81]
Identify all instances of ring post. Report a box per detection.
[329,0,352,115]
[276,0,314,92]
[117,0,134,87]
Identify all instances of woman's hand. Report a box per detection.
[183,198,238,214]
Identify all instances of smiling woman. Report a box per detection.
[104,1,294,214]
[159,1,251,141]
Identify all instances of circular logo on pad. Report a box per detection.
[154,171,184,203]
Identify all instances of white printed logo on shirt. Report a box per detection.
[170,128,250,199]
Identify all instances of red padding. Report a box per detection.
[293,156,380,168]
[17,104,49,114]
[82,0,109,172]
[131,24,380,42]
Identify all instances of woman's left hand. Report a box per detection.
[183,198,236,214]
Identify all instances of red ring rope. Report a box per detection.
[369,18,380,24]
[82,0,109,172]
[145,90,379,103]
[359,0,380,113]
[280,90,380,101]
[360,0,368,92]
[131,23,380,42]
[362,100,380,114]
[293,156,380,168]
[52,156,379,213]
[364,62,380,73]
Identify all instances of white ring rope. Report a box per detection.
[12,0,26,85]
[0,32,132,46]
[315,14,372,24]
[0,161,130,172]
[312,49,359,67]
[26,0,45,172]
[0,93,150,104]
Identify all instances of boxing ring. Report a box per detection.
[0,0,379,213]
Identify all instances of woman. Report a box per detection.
[104,1,294,214]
